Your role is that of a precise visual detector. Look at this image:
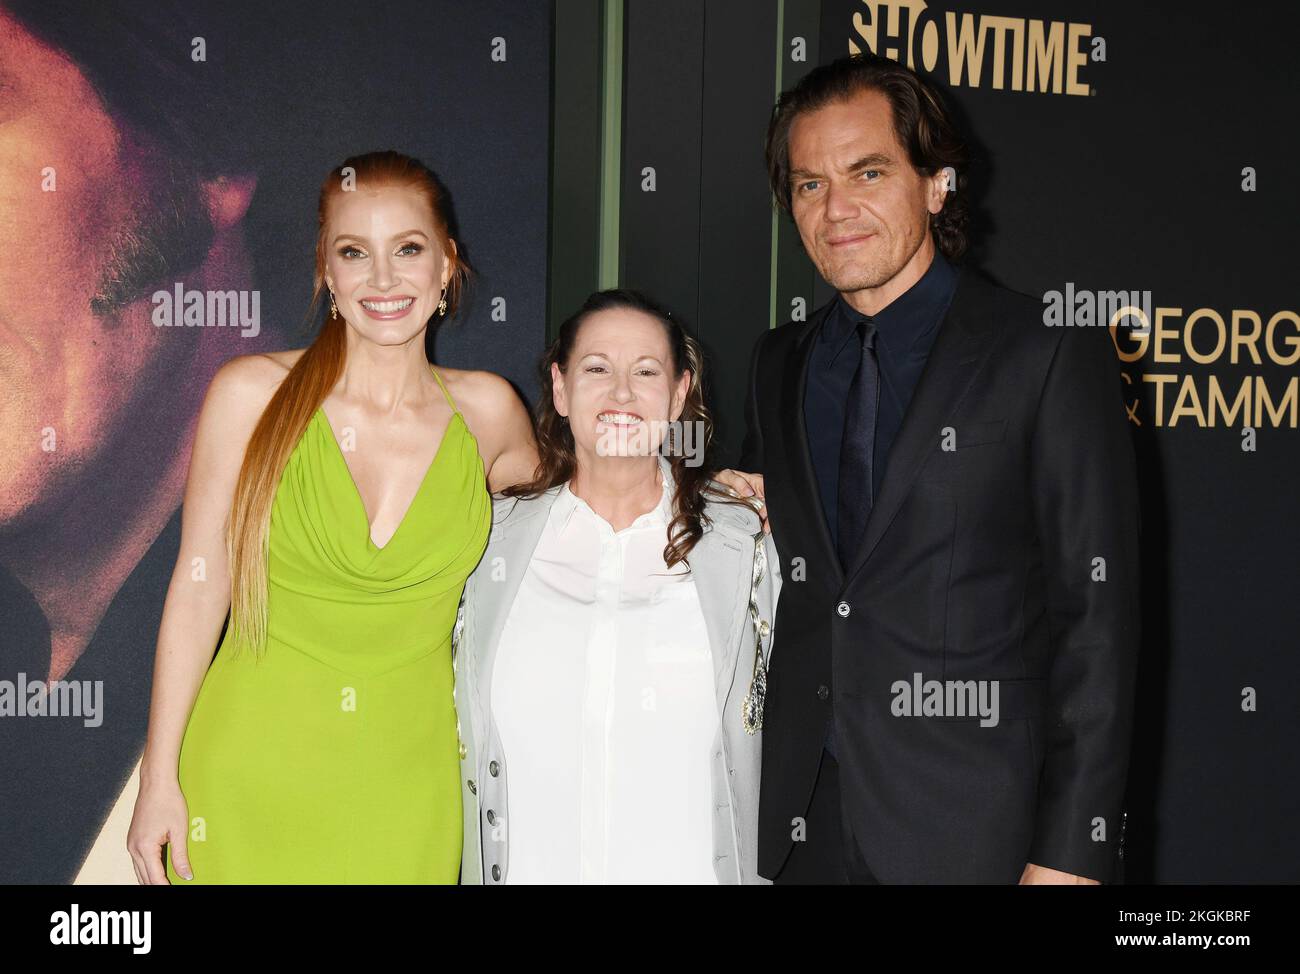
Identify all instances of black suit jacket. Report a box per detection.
[740,266,1140,883]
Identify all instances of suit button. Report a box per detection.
[817,685,829,701]
[489,760,500,777]
[467,779,476,795]
[836,601,850,617]
[491,864,501,881]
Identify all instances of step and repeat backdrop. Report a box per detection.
[0,0,550,883]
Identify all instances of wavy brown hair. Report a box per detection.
[501,289,758,569]
[765,52,971,261]
[225,150,470,656]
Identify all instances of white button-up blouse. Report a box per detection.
[490,475,720,884]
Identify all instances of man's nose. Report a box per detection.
[823,179,858,221]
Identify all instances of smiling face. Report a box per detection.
[787,87,947,297]
[552,307,690,461]
[322,185,452,344]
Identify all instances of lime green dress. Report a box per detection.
[166,366,490,884]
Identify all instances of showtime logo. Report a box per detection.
[848,0,1101,96]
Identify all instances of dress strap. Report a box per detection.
[429,365,460,415]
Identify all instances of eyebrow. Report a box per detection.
[331,229,430,244]
[579,351,665,363]
[789,153,894,181]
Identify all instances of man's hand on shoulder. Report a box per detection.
[713,469,769,534]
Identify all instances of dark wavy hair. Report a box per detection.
[765,52,971,261]
[501,289,757,568]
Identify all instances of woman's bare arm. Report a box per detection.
[128,354,283,883]
[452,370,540,494]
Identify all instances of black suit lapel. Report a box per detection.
[781,297,844,588]
[842,266,998,585]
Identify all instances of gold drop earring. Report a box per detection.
[437,286,448,316]
[329,291,338,320]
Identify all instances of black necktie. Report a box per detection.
[836,315,879,571]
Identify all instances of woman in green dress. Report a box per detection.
[125,150,540,883]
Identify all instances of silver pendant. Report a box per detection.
[742,662,766,735]
[742,534,769,735]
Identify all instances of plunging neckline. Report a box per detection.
[314,405,465,553]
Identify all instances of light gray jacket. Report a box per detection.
[452,454,781,884]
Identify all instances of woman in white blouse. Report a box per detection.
[453,289,781,884]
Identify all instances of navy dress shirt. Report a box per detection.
[803,249,959,551]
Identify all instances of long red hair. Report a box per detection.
[225,150,469,657]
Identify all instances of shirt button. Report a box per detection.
[817,685,830,701]
[489,760,500,777]
[467,779,476,795]
[486,809,497,826]
[836,601,851,617]
[458,742,468,760]
[491,864,501,881]
[759,619,770,637]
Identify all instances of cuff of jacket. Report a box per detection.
[1028,809,1123,883]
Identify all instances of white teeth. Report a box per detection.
[360,298,413,312]
[598,412,642,425]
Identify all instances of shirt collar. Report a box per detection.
[553,464,674,538]
[820,248,957,361]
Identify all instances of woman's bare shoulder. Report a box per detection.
[259,347,310,374]
[205,349,308,420]
[433,366,522,416]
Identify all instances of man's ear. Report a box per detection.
[929,167,954,215]
[201,173,258,231]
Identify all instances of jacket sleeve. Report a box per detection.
[1026,325,1141,882]
[737,331,767,475]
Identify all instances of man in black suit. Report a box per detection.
[740,53,1140,884]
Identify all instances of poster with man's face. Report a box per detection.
[0,0,550,883]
